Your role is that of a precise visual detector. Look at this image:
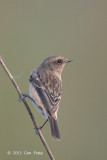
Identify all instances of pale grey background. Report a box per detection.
[0,0,107,160]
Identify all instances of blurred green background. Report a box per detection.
[0,0,107,160]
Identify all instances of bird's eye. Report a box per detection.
[57,59,62,63]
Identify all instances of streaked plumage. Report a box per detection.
[29,56,72,139]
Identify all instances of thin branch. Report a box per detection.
[0,57,55,160]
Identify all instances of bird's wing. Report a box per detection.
[29,70,62,115]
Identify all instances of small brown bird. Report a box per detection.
[29,56,73,139]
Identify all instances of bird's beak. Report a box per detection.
[66,59,74,63]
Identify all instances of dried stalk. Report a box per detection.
[0,57,55,160]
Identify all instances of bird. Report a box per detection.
[28,56,73,140]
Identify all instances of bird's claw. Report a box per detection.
[18,92,27,102]
[35,127,42,135]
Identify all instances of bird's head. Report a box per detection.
[40,56,73,79]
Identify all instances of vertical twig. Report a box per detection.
[0,57,55,160]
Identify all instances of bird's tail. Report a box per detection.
[49,116,60,140]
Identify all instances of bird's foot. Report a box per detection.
[34,119,48,135]
[18,92,36,104]
[18,92,28,102]
[35,127,43,135]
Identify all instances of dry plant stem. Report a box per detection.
[0,58,55,160]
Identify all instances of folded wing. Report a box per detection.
[29,70,62,116]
